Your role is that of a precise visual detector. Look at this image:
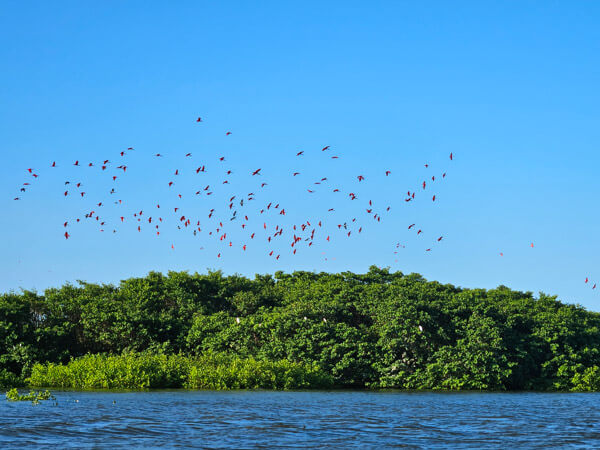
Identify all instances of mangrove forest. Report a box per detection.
[2,267,600,391]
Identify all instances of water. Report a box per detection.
[1,390,599,448]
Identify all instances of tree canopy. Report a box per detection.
[2,267,600,391]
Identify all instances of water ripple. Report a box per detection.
[1,391,600,448]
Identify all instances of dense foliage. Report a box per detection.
[2,267,600,391]
[28,353,332,390]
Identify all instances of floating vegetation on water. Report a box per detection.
[5,388,55,405]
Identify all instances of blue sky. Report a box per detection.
[1,1,599,308]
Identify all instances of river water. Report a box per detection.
[1,390,599,448]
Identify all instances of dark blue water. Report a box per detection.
[1,390,599,448]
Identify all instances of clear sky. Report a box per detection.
[1,1,599,309]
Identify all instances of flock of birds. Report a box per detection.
[11,116,596,291]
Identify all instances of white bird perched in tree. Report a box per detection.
[418,325,423,332]
[236,317,240,324]
[323,318,327,323]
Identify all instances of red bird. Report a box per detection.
[225,131,232,136]
[296,151,304,156]
[293,172,300,176]
[186,153,192,157]
[322,146,330,151]
[219,156,225,161]
[437,236,443,242]
[408,224,415,229]
[196,117,202,122]
[450,152,453,160]
[385,171,391,176]
[74,161,79,166]
[357,175,365,181]
[64,232,70,239]
[432,195,436,201]
[331,156,339,159]
[51,162,56,167]
[585,278,589,283]
[252,168,262,176]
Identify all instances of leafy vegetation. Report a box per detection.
[27,353,332,390]
[5,388,55,404]
[2,267,600,390]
